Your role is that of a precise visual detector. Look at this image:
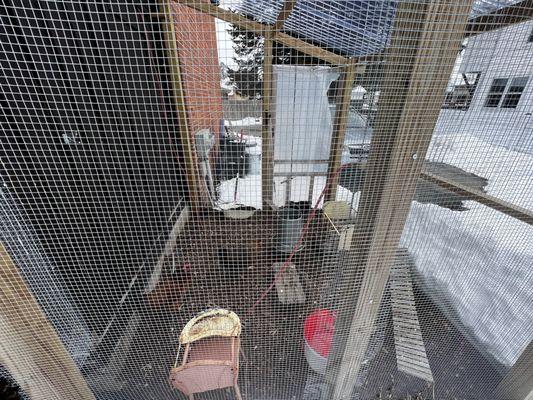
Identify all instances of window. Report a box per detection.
[529,28,533,42]
[484,78,508,107]
[442,72,481,110]
[501,77,529,108]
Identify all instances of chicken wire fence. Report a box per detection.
[0,1,532,399]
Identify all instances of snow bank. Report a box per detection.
[404,133,533,366]
[402,201,533,366]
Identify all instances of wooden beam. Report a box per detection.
[0,243,96,400]
[175,0,348,65]
[273,0,297,31]
[325,60,357,202]
[161,0,200,208]
[420,170,533,226]
[323,1,474,399]
[262,29,274,208]
[465,0,533,37]
[494,339,533,400]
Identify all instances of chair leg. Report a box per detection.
[234,384,242,400]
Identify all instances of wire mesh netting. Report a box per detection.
[0,1,532,399]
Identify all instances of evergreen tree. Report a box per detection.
[226,14,329,98]
[226,21,264,98]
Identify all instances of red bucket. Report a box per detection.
[303,309,336,374]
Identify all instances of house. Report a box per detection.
[436,20,533,153]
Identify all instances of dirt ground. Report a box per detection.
[87,206,505,400]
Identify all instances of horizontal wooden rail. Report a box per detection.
[420,170,533,225]
[175,0,348,65]
[348,163,532,226]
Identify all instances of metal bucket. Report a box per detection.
[277,206,304,253]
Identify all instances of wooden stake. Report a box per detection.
[0,242,96,400]
[323,1,474,398]
[161,0,200,208]
[262,29,275,208]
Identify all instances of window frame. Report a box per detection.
[500,77,529,109]
[484,78,509,108]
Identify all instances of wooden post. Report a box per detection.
[323,1,474,399]
[0,243,96,400]
[494,340,533,400]
[262,28,275,208]
[273,0,297,31]
[161,0,199,208]
[325,60,357,202]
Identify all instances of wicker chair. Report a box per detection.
[169,309,242,400]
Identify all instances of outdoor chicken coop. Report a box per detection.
[1,0,532,399]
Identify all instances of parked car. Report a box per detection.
[338,108,373,164]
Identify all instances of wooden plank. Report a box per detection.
[420,170,533,226]
[175,0,347,65]
[262,29,275,208]
[273,0,297,31]
[465,0,533,37]
[325,60,358,202]
[0,243,96,400]
[341,162,533,226]
[161,0,199,208]
[273,262,306,304]
[390,257,433,382]
[323,2,473,399]
[494,339,533,400]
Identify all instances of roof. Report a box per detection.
[236,0,524,57]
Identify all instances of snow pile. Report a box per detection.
[429,133,533,208]
[225,117,262,127]
[401,201,533,366]
[401,133,533,366]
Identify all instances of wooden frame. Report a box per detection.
[0,243,96,400]
[262,28,275,208]
[323,1,474,398]
[161,0,200,208]
[175,0,533,217]
[175,0,347,65]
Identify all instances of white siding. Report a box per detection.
[435,20,533,153]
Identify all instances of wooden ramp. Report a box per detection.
[390,250,434,383]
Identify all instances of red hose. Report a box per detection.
[245,164,348,318]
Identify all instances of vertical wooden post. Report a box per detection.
[0,243,96,400]
[323,1,473,399]
[161,0,199,208]
[262,28,274,208]
[494,339,533,400]
[324,60,357,202]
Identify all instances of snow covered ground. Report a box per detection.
[403,132,533,367]
[217,126,532,367]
